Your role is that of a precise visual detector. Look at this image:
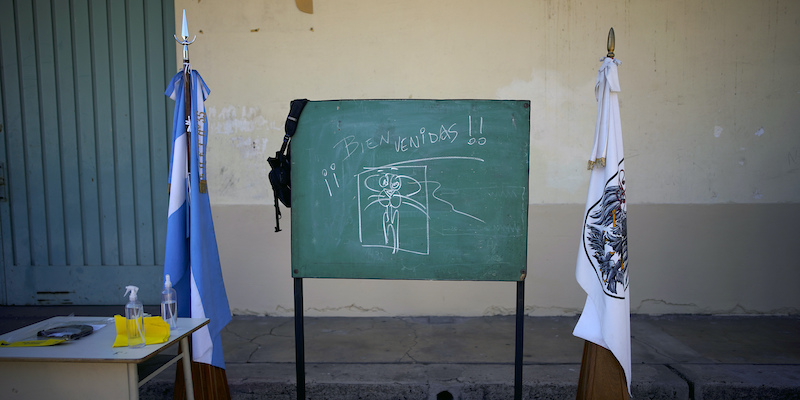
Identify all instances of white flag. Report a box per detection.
[573,57,631,394]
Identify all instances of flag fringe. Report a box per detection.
[587,157,607,170]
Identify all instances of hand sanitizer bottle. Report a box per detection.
[124,285,145,348]
[161,274,178,329]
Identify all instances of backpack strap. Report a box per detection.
[273,186,282,232]
[271,99,309,232]
[280,99,309,152]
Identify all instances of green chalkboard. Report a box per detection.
[290,100,530,281]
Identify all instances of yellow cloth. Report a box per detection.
[112,315,171,347]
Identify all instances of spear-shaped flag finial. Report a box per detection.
[181,10,189,39]
[174,9,196,62]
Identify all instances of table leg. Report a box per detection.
[180,337,195,400]
[128,363,139,400]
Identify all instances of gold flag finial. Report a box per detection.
[607,27,615,59]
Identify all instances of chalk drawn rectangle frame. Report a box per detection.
[290,99,530,281]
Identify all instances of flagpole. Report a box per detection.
[171,11,233,400]
[172,12,199,400]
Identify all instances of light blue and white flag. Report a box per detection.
[165,68,232,369]
[573,57,631,394]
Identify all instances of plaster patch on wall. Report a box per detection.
[714,125,723,138]
[206,138,273,203]
[231,136,271,160]
[204,105,281,200]
[753,189,763,200]
[754,127,765,137]
[208,105,282,136]
[215,165,238,193]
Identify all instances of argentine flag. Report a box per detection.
[165,69,231,369]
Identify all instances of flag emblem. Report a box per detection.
[581,161,628,298]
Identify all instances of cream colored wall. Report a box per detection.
[178,0,800,316]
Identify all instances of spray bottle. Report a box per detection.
[124,285,145,348]
[161,274,178,329]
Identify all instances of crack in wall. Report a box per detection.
[307,304,388,313]
[482,305,583,316]
[635,299,799,315]
[636,299,698,309]
[274,304,388,314]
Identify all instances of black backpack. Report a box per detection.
[268,99,308,232]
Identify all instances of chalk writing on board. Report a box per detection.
[356,157,485,255]
[468,116,486,146]
[322,163,340,196]
[333,117,488,161]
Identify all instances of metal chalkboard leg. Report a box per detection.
[294,278,306,399]
[515,280,525,400]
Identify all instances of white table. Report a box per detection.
[0,316,209,400]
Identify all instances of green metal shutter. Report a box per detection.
[0,0,176,304]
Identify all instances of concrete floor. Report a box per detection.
[1,306,799,399]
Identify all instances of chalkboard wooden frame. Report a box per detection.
[290,99,530,281]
